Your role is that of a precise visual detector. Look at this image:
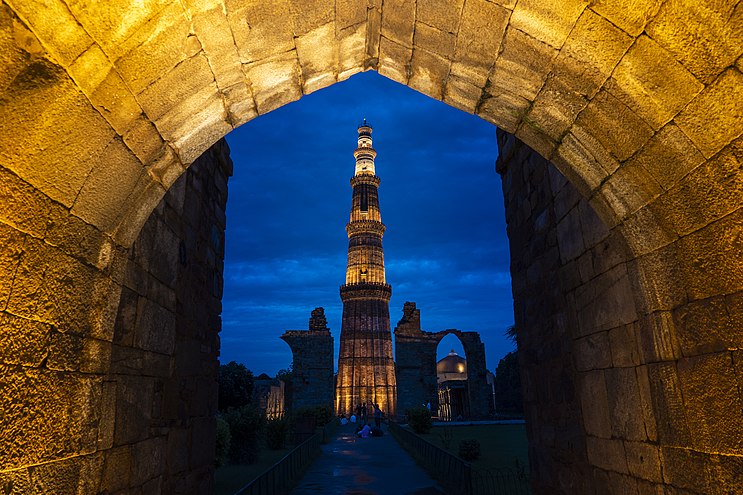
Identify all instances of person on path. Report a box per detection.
[350,413,357,423]
[374,403,383,428]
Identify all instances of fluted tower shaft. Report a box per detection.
[335,121,397,417]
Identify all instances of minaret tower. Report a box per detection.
[336,120,397,417]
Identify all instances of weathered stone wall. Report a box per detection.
[394,302,491,420]
[108,138,231,493]
[281,308,335,412]
[497,129,743,495]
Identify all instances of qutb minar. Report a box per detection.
[335,120,397,417]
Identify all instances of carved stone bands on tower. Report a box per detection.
[335,121,397,417]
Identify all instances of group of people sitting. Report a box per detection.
[338,401,385,438]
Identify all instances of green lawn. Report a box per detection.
[417,424,530,473]
[214,447,290,495]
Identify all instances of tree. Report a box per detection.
[218,361,254,412]
[494,351,523,415]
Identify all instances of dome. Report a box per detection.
[437,350,467,374]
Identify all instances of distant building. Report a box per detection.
[437,350,469,421]
[252,373,286,419]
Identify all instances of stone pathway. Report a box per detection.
[290,423,446,495]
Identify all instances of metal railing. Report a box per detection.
[388,422,531,495]
[235,429,323,495]
[389,422,473,495]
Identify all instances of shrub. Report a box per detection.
[215,416,232,467]
[458,439,481,461]
[265,417,288,450]
[406,407,432,434]
[224,405,265,464]
[291,405,333,427]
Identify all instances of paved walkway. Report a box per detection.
[290,423,446,495]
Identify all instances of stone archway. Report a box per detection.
[1,1,740,493]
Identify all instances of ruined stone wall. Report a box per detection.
[281,308,335,412]
[498,131,648,494]
[394,302,491,420]
[107,139,231,493]
[497,129,743,495]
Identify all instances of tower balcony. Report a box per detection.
[346,220,386,236]
[340,282,392,302]
[350,175,381,188]
[353,147,377,159]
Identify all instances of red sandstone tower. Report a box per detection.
[335,121,397,417]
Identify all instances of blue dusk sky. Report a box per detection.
[220,71,515,376]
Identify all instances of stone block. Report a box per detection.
[189,7,244,89]
[65,0,172,55]
[510,0,587,48]
[676,68,743,159]
[477,84,530,133]
[296,22,339,94]
[556,207,585,263]
[590,0,662,37]
[29,455,83,495]
[416,0,464,34]
[553,127,618,197]
[137,54,215,122]
[0,60,115,207]
[228,0,294,63]
[626,123,705,192]
[134,296,175,355]
[443,75,481,114]
[156,90,232,165]
[637,311,680,363]
[599,159,663,220]
[575,264,637,335]
[574,331,612,371]
[45,204,111,269]
[675,209,743,302]
[408,48,449,101]
[451,0,509,87]
[0,313,50,366]
[0,165,53,238]
[554,9,632,97]
[339,23,366,80]
[242,51,302,115]
[101,445,133,493]
[114,376,154,445]
[608,35,703,130]
[586,436,628,474]
[625,441,662,483]
[336,0,366,31]
[646,362,691,446]
[6,0,93,66]
[605,367,647,441]
[575,89,654,162]
[288,0,334,36]
[646,0,741,84]
[677,352,743,454]
[656,135,743,237]
[0,468,31,494]
[68,44,142,135]
[609,323,641,367]
[661,446,714,494]
[132,437,166,486]
[619,205,678,257]
[381,0,415,47]
[673,295,739,357]
[490,27,558,101]
[71,137,145,233]
[634,246,687,312]
[578,371,612,438]
[525,76,589,143]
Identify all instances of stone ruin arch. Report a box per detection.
[0,1,740,493]
[394,302,491,420]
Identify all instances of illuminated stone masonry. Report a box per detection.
[281,308,334,412]
[394,302,490,419]
[336,121,397,418]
